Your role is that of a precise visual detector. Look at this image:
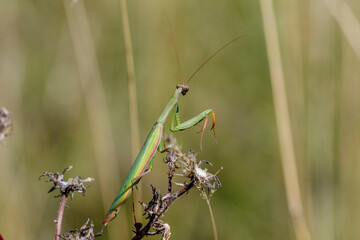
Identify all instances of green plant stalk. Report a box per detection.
[205,198,218,240]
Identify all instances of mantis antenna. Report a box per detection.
[186,36,243,85]
[167,16,242,86]
[166,16,185,85]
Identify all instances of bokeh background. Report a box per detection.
[1,0,360,239]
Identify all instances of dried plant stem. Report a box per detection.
[259,1,311,240]
[119,0,142,216]
[205,199,218,240]
[55,194,67,240]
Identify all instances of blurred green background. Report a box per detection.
[1,0,360,239]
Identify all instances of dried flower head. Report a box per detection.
[162,134,222,200]
[60,219,100,240]
[0,107,13,145]
[182,153,222,199]
[39,166,94,198]
[152,220,171,240]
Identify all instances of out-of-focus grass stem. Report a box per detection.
[63,0,128,238]
[259,1,311,240]
[119,0,140,160]
[119,0,142,218]
[323,0,360,59]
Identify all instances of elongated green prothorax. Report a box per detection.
[102,35,240,229]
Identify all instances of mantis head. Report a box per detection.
[176,84,189,96]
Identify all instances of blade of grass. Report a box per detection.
[259,1,311,240]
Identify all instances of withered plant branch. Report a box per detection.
[132,182,195,240]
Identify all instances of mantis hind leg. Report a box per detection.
[170,103,216,149]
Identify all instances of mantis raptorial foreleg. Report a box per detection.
[170,103,217,149]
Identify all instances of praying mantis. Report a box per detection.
[102,28,240,228]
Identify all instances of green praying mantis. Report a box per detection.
[102,29,240,228]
